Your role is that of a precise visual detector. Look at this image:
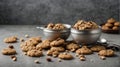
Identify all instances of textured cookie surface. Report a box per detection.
[50,38,65,47]
[76,46,92,55]
[1,48,16,55]
[90,45,106,52]
[58,53,73,60]
[98,49,114,57]
[20,42,36,52]
[28,37,41,42]
[27,50,43,57]
[66,43,80,51]
[47,50,59,56]
[4,36,17,43]
[50,47,65,52]
[36,39,51,49]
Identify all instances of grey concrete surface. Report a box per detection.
[0,0,119,25]
[0,25,120,67]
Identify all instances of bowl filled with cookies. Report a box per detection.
[101,18,120,34]
[37,23,71,40]
[71,20,101,44]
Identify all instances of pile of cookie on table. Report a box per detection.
[101,18,120,33]
[1,19,119,63]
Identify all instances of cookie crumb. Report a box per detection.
[90,59,94,62]
[80,57,85,61]
[20,38,24,42]
[58,59,62,62]
[8,45,14,49]
[23,52,27,55]
[25,34,29,38]
[34,60,40,64]
[11,55,17,61]
[75,54,79,57]
[46,57,52,62]
[100,56,106,60]
[79,55,85,61]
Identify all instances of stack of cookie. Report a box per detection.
[20,36,115,60]
[1,35,116,62]
[19,37,75,60]
[102,18,120,33]
[20,37,43,57]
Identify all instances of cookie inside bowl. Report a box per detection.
[45,23,71,31]
[42,23,71,40]
[71,20,101,44]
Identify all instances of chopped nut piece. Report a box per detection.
[46,58,52,62]
[11,55,17,61]
[79,55,85,61]
[12,57,17,61]
[8,45,14,49]
[90,59,94,62]
[100,56,106,60]
[23,52,27,55]
[80,57,85,61]
[20,38,24,42]
[75,54,79,57]
[58,59,62,62]
[34,60,40,64]
[25,34,29,38]
[71,49,75,52]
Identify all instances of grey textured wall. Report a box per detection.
[0,0,119,25]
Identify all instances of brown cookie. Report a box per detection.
[102,25,110,30]
[112,26,119,30]
[66,43,80,51]
[1,48,16,55]
[98,49,114,57]
[76,46,92,55]
[47,50,59,57]
[58,53,73,60]
[50,38,65,47]
[90,45,106,52]
[26,37,41,46]
[20,42,36,52]
[27,50,43,57]
[114,22,120,26]
[50,47,65,52]
[29,37,41,42]
[36,39,51,49]
[105,23,113,27]
[107,18,116,24]
[4,36,17,43]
